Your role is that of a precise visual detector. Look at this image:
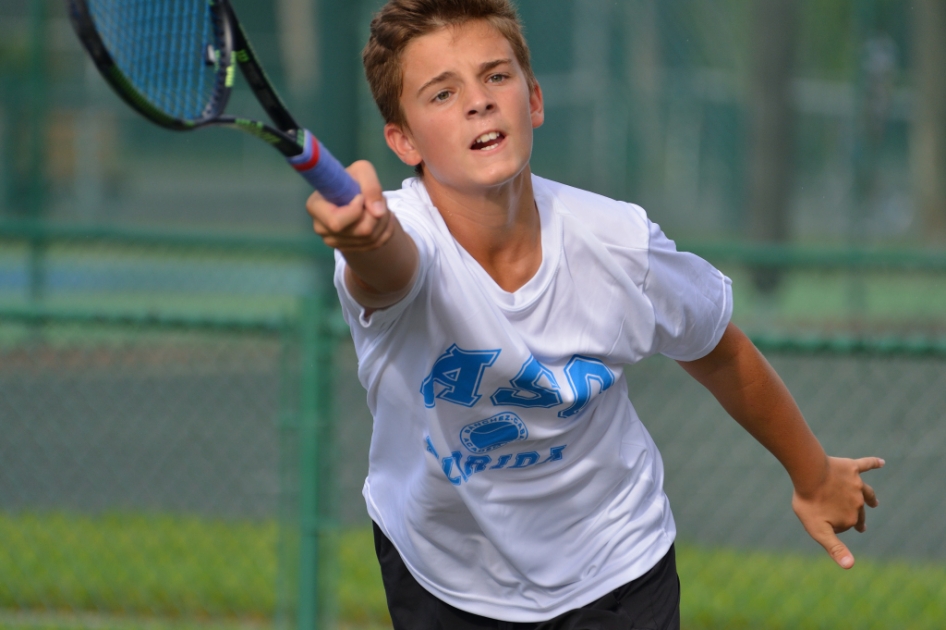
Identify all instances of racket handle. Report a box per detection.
[287,129,361,206]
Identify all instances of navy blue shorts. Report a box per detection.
[372,522,681,630]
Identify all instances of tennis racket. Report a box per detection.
[67,0,360,206]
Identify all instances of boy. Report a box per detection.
[305,1,883,627]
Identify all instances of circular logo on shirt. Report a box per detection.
[460,412,529,454]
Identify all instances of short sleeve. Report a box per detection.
[333,213,432,332]
[642,221,732,361]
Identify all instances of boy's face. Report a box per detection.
[384,20,544,195]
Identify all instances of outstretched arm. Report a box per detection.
[305,160,418,312]
[677,323,884,569]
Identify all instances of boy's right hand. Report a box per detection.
[306,160,419,311]
[306,160,395,253]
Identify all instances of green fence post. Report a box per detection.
[297,283,336,630]
[26,0,48,305]
[298,294,321,629]
[277,318,300,630]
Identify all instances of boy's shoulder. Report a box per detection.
[533,175,652,251]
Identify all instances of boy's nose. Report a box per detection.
[465,89,497,117]
[466,101,496,117]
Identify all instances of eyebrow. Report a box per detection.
[416,58,513,96]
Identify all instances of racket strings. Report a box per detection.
[88,0,224,122]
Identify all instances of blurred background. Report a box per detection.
[1,0,944,629]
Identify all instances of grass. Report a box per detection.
[677,545,946,630]
[0,610,274,630]
[2,512,945,629]
[0,512,279,619]
[0,611,388,630]
[0,512,390,629]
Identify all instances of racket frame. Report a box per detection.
[68,0,362,204]
[67,0,305,158]
[67,0,235,130]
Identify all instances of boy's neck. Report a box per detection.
[423,167,541,293]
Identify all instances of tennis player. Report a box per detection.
[305,1,884,628]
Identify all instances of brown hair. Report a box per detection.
[362,0,536,130]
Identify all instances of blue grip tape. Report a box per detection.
[287,129,360,206]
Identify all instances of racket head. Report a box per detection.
[68,0,234,130]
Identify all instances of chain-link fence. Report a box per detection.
[629,345,946,629]
[0,321,288,620]
[3,232,946,630]
[7,308,946,628]
[0,227,354,630]
[2,0,945,628]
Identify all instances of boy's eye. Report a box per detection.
[434,90,450,102]
[488,73,507,83]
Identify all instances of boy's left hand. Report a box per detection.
[679,326,884,570]
[791,456,884,569]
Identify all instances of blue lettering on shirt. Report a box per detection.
[542,445,567,463]
[421,346,615,417]
[559,355,616,418]
[427,436,567,486]
[509,451,540,468]
[418,346,609,486]
[464,455,492,476]
[490,356,563,409]
[489,454,512,470]
[421,345,500,408]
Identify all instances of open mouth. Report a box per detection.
[471,131,505,151]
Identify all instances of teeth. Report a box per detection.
[474,131,501,145]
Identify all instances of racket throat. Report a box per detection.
[216,116,301,156]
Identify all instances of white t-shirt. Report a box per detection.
[334,174,732,622]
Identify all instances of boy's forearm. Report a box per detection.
[680,323,882,569]
[676,323,828,496]
[342,216,419,310]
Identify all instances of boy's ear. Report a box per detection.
[384,123,423,168]
[530,80,545,129]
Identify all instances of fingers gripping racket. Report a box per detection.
[67,0,360,206]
